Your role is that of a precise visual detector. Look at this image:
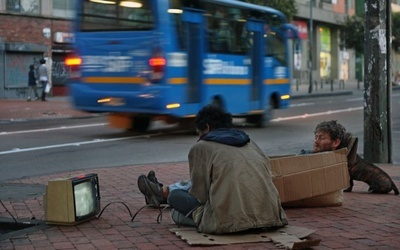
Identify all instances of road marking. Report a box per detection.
[0,106,364,155]
[272,106,363,122]
[0,123,107,136]
[289,102,314,107]
[346,97,363,102]
[0,134,151,155]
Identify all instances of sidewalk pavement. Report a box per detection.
[1,81,400,249]
[0,96,94,122]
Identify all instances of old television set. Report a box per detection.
[44,173,101,225]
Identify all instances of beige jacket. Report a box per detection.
[189,139,288,234]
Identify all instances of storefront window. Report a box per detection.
[6,0,40,15]
[319,26,331,79]
[53,0,77,18]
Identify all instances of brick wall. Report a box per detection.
[0,14,73,97]
[0,14,71,43]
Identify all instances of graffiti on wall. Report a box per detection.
[15,87,27,98]
[52,55,71,86]
[5,53,41,88]
[4,53,70,91]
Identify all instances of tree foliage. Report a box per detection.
[392,12,400,52]
[242,0,298,21]
[342,12,400,54]
[341,15,365,54]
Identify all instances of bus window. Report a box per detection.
[79,0,154,31]
[205,4,246,54]
[265,32,286,66]
[207,16,234,53]
[169,0,188,50]
[169,1,247,54]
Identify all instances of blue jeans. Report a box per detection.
[40,80,47,101]
[168,189,200,217]
[168,189,201,227]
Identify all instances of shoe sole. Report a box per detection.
[137,175,161,207]
[147,170,164,187]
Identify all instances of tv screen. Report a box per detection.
[44,173,101,225]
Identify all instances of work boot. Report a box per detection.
[137,175,167,207]
[147,170,163,187]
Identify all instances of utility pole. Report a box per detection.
[364,0,392,163]
[308,0,313,93]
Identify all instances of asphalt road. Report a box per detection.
[0,92,399,182]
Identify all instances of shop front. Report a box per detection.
[51,32,74,96]
[0,41,47,99]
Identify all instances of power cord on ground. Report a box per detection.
[0,199,18,224]
[97,201,170,224]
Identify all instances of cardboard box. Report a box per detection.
[270,148,349,204]
[282,190,344,207]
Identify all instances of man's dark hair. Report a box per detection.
[315,120,350,149]
[195,104,233,131]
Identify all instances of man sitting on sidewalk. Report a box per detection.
[137,104,288,234]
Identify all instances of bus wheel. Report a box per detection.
[131,116,151,132]
[178,117,196,132]
[260,105,273,127]
[246,104,273,128]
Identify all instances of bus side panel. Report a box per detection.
[202,54,251,114]
[262,26,292,110]
[263,57,290,109]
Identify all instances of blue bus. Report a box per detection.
[66,0,299,131]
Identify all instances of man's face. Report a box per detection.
[313,131,338,153]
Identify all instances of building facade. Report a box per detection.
[292,0,356,91]
[293,0,400,90]
[0,0,76,99]
[0,0,398,99]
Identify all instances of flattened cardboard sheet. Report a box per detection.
[170,225,317,248]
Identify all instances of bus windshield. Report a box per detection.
[79,0,155,31]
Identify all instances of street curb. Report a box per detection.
[291,90,353,100]
[292,85,400,100]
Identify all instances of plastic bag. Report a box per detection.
[45,83,51,93]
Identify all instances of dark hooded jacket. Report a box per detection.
[189,128,288,234]
[28,65,36,86]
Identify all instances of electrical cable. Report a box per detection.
[0,199,18,224]
[97,201,134,218]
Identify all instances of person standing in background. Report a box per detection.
[27,64,39,101]
[38,58,49,101]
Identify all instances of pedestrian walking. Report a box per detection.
[38,58,50,101]
[27,64,39,101]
